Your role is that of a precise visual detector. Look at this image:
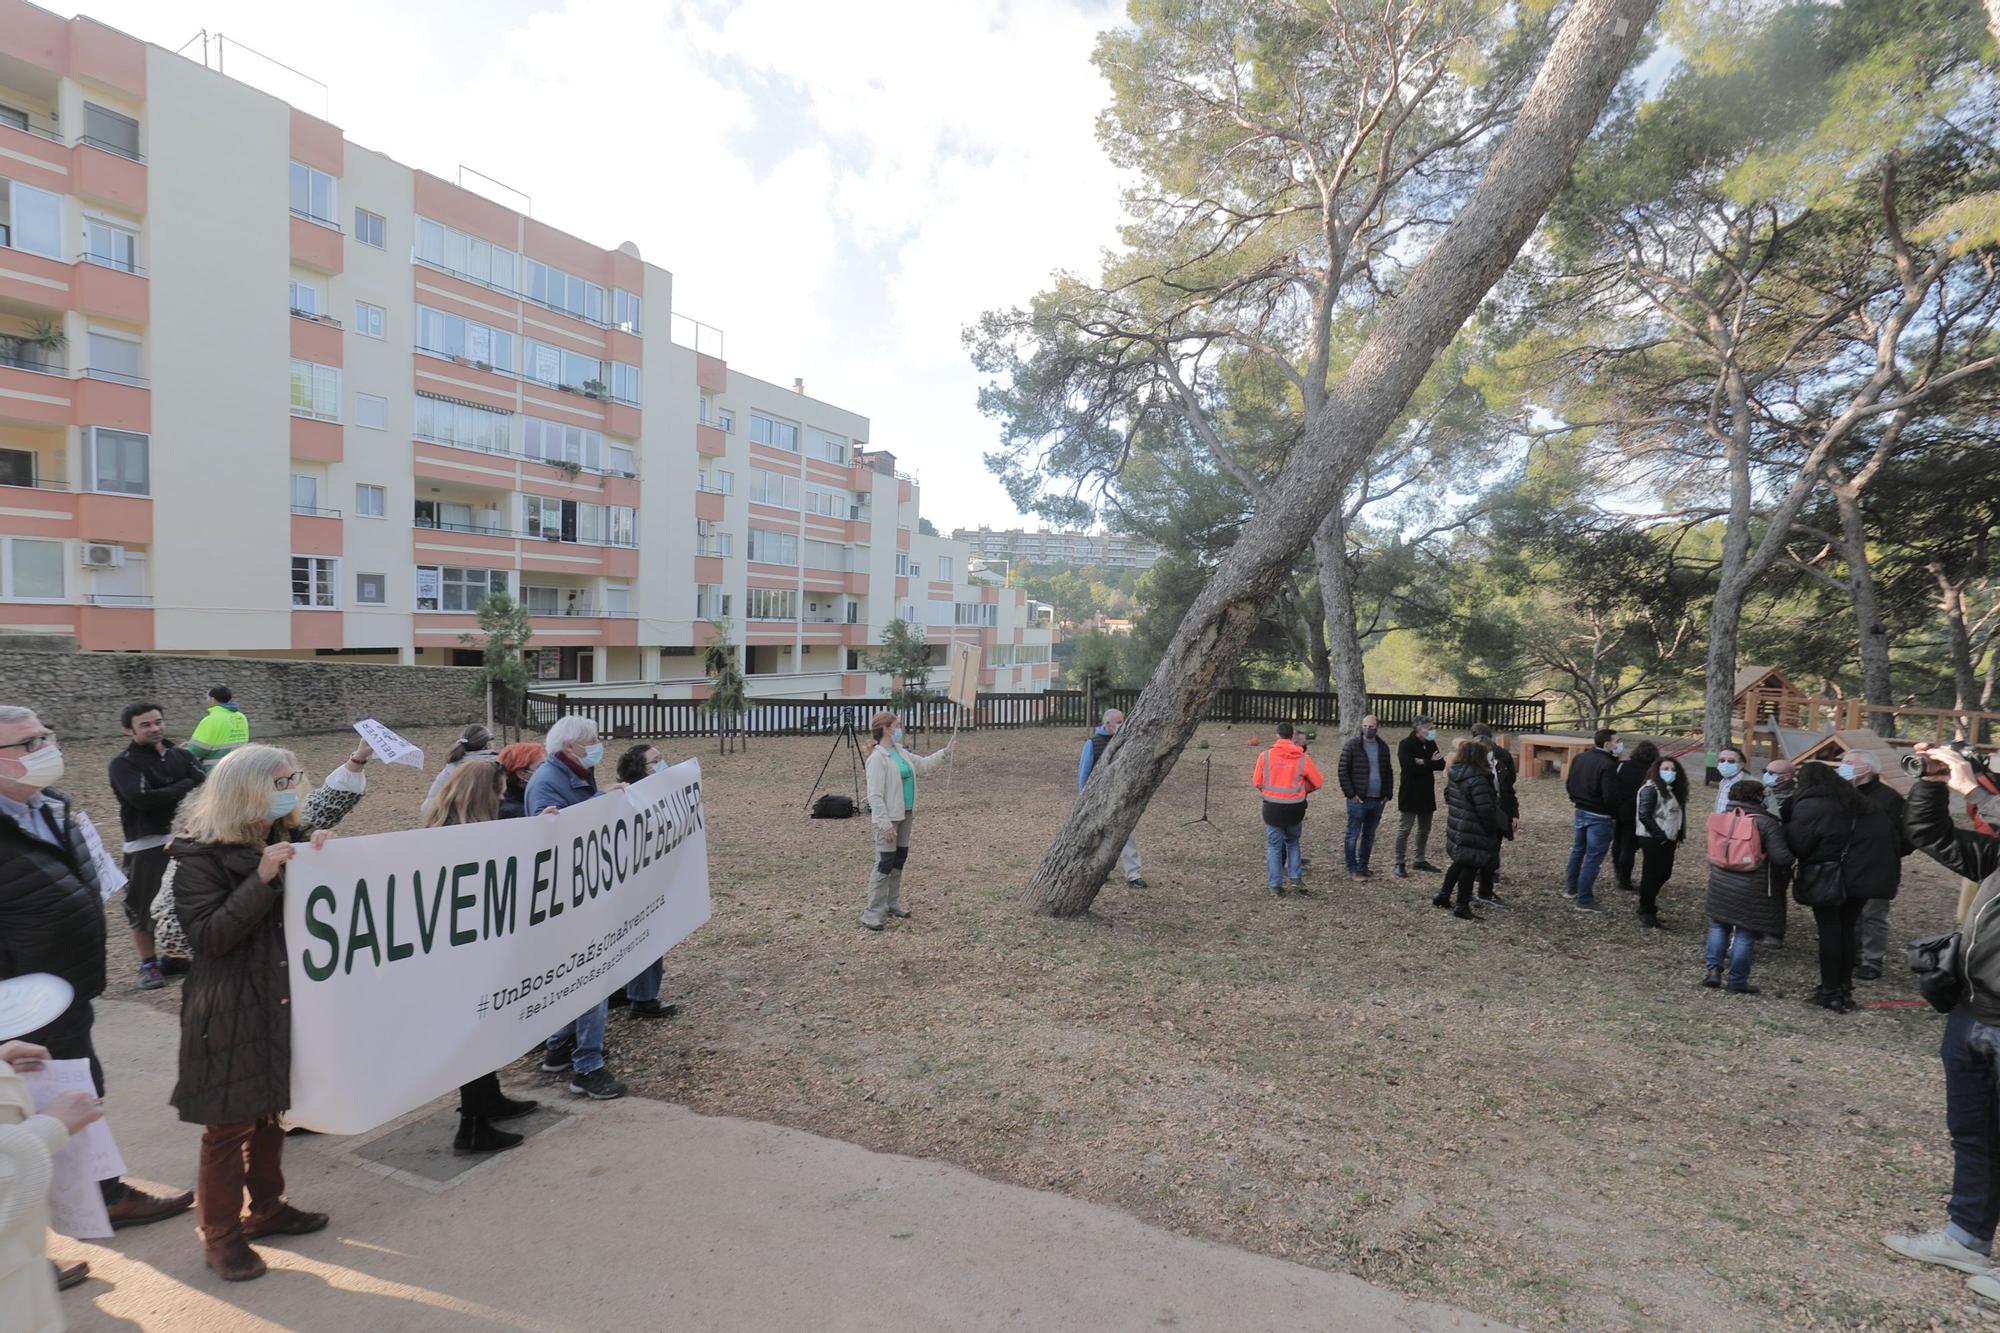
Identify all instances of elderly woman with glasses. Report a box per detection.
[167,742,365,1283]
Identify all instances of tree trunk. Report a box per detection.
[1023,0,1658,916]
[1834,485,1896,735]
[1938,570,1981,729]
[1703,575,1747,770]
[1306,587,1332,696]
[1313,507,1367,728]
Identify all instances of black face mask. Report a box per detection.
[1361,726,1377,738]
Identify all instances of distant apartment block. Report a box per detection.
[953,526,1162,572]
[0,2,1055,698]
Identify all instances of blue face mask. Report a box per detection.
[1660,767,1676,781]
[581,742,604,767]
[269,790,298,820]
[650,759,667,775]
[1836,763,1856,782]
[1717,761,1740,778]
[892,727,905,745]
[1762,771,1780,787]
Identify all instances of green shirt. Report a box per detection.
[892,748,915,813]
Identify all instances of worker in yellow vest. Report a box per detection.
[185,686,249,762]
[1255,721,1324,897]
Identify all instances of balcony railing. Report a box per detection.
[416,517,516,537]
[526,603,635,619]
[76,253,145,276]
[290,505,343,519]
[695,542,732,558]
[291,308,343,329]
[4,119,63,144]
[0,349,66,376]
[82,593,152,606]
[290,407,340,423]
[76,136,143,163]
[289,207,342,232]
[83,367,148,387]
[0,475,65,491]
[417,346,518,380]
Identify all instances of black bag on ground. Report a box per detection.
[1909,931,1968,1015]
[811,794,856,819]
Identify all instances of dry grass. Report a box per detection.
[64,723,1994,1330]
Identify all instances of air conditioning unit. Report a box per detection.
[81,542,125,569]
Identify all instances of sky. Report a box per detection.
[49,0,1130,531]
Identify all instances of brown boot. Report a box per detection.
[204,1234,267,1282]
[243,1203,329,1240]
[107,1186,195,1228]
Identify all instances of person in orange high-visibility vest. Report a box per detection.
[1255,720,1324,897]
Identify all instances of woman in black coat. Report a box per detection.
[1433,738,1503,922]
[1394,719,1445,877]
[1632,752,1689,928]
[1786,761,1875,1012]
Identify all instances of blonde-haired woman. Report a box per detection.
[860,711,955,931]
[169,744,345,1282]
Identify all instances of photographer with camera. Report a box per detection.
[1883,741,2000,1301]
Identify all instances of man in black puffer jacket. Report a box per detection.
[0,704,193,1227]
[1563,729,1621,912]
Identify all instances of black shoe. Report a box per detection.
[1452,906,1483,922]
[1354,868,1375,880]
[1395,864,1409,879]
[860,919,884,931]
[1431,894,1451,910]
[1271,884,1288,897]
[538,1043,574,1073]
[1128,877,1149,889]
[569,1067,628,1100]
[1412,860,1442,873]
[490,1095,539,1121]
[453,1119,525,1155]
[1637,912,1661,930]
[1291,883,1312,897]
[1854,963,1882,981]
[1572,899,1603,913]
[628,999,681,1019]
[1703,966,1723,989]
[605,990,630,1010]
[1477,892,1507,907]
[887,908,913,919]
[1618,880,1638,894]
[1726,983,1761,996]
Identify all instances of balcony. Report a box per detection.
[291,508,343,556]
[0,359,72,428]
[290,213,344,274]
[72,140,145,212]
[696,424,727,458]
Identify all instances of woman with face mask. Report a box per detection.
[860,711,956,931]
[167,745,348,1281]
[1632,752,1690,928]
[604,744,680,1020]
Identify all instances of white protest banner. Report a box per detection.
[353,718,425,769]
[23,1058,126,1239]
[283,761,711,1134]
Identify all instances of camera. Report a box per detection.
[1902,739,1990,779]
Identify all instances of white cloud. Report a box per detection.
[52,0,1128,530]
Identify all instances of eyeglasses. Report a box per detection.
[0,733,56,754]
[273,771,306,790]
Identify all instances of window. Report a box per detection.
[895,552,911,577]
[355,572,386,605]
[1,537,63,599]
[524,495,613,544]
[291,555,338,608]
[417,306,516,372]
[0,448,33,487]
[613,289,641,333]
[355,484,385,518]
[715,470,735,494]
[521,585,560,615]
[81,103,139,159]
[3,179,61,258]
[522,418,603,470]
[937,558,952,582]
[88,427,148,496]
[750,413,799,451]
[522,339,603,390]
[696,584,731,620]
[605,440,635,475]
[83,218,138,272]
[355,393,387,430]
[354,208,386,248]
[608,506,636,547]
[523,259,606,322]
[289,359,340,419]
[810,429,847,464]
[415,394,513,453]
[87,332,142,385]
[749,469,801,509]
[288,280,320,317]
[414,218,516,291]
[954,602,998,626]
[746,587,797,621]
[747,528,799,565]
[354,301,385,338]
[804,486,844,518]
[288,161,338,226]
[290,474,319,513]
[605,584,631,616]
[610,362,640,404]
[804,540,847,572]
[0,105,25,132]
[415,564,509,612]
[716,407,735,433]
[416,499,486,532]
[704,531,734,558]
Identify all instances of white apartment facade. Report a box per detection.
[0,3,1055,699]
[952,526,1162,571]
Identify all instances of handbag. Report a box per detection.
[1790,859,1846,907]
[1909,931,1968,1014]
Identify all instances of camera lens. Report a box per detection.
[1901,753,1930,778]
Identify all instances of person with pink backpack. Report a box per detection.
[1702,777,1797,994]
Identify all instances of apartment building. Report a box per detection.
[952,526,1162,571]
[0,3,1055,699]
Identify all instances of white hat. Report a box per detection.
[0,973,74,1042]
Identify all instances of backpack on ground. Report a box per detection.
[811,793,856,819]
[1706,808,1766,871]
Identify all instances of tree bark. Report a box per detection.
[1938,569,1981,725]
[1313,507,1368,728]
[1833,485,1896,735]
[1023,0,1659,915]
[1306,588,1332,695]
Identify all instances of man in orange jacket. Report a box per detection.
[1255,720,1324,897]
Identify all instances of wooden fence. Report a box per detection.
[522,686,1542,740]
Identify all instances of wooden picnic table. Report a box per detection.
[1511,733,1598,779]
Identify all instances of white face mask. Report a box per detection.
[12,744,64,789]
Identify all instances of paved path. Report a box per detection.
[55,998,1512,1332]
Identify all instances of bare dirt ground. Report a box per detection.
[63,722,1992,1330]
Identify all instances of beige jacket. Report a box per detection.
[865,741,950,836]
[0,1067,70,1333]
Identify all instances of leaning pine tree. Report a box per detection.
[1022,0,1660,916]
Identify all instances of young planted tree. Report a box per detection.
[703,620,749,755]
[460,594,533,742]
[868,617,936,723]
[1010,0,1660,915]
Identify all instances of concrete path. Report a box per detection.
[54,998,1511,1332]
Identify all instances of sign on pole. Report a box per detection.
[948,642,982,711]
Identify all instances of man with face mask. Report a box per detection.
[1393,716,1446,879]
[1337,714,1394,879]
[1713,746,1748,814]
[1840,750,1913,982]
[0,704,195,1228]
[1762,757,1799,818]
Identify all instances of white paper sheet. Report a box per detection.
[75,810,126,901]
[353,718,426,769]
[22,1058,125,1239]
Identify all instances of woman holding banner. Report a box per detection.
[424,763,541,1154]
[168,745,343,1282]
[860,710,955,931]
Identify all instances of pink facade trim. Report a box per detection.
[73,377,147,433]
[0,249,74,316]
[604,402,641,439]
[411,356,517,415]
[78,604,151,651]
[70,144,145,213]
[73,261,146,323]
[693,555,725,583]
[694,490,726,522]
[695,425,727,457]
[0,125,69,191]
[413,172,517,248]
[522,217,615,282]
[694,353,727,393]
[290,315,343,365]
[290,416,343,463]
[290,609,343,651]
[289,215,343,274]
[290,513,343,557]
[288,108,344,177]
[67,17,145,97]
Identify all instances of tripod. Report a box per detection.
[1184,754,1215,829]
[805,719,864,812]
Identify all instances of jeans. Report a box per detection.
[1637,839,1676,916]
[626,958,664,1003]
[1266,822,1302,887]
[1813,897,1867,993]
[1395,808,1433,866]
[1344,798,1384,871]
[1944,1009,2000,1252]
[1705,919,1759,988]
[1860,897,1893,969]
[547,999,608,1075]
[1564,810,1615,904]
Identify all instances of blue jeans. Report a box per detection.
[626,958,663,1003]
[1344,798,1384,871]
[1704,919,1759,988]
[547,999,608,1074]
[1944,1009,2000,1251]
[1564,810,1615,903]
[1266,822,1302,887]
